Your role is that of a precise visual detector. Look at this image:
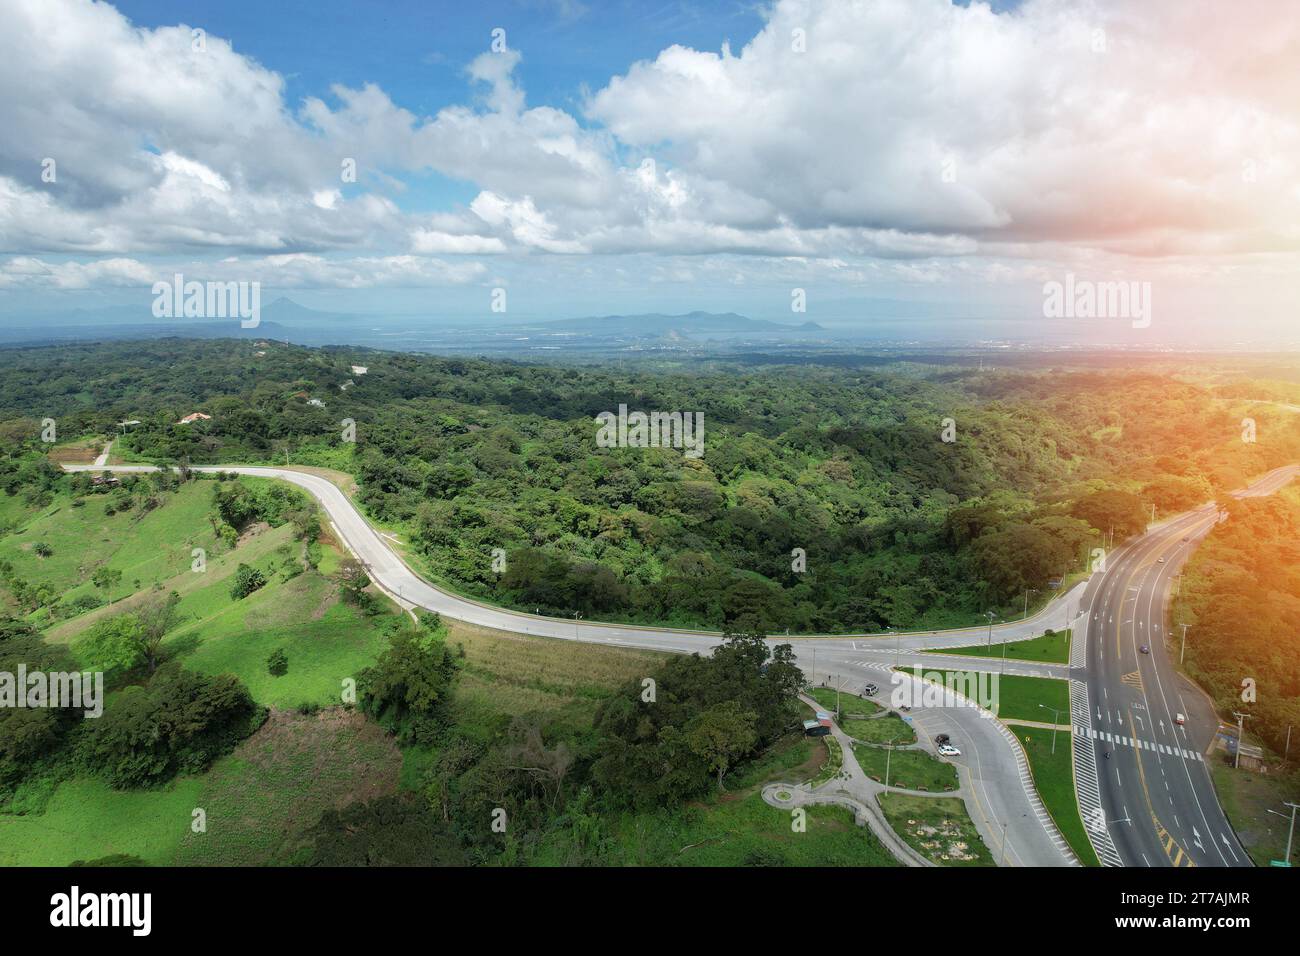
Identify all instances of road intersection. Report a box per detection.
[64,461,1298,867]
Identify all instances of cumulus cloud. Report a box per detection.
[0,0,1297,296]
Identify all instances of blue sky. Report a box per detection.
[0,0,1296,345]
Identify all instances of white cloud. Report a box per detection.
[0,0,1297,301]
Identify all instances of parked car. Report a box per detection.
[1175,713,1186,726]
[1139,644,1150,654]
[863,684,879,696]
[937,744,962,757]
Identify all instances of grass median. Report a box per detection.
[925,628,1071,665]
[1008,723,1101,867]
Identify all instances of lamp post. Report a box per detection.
[1039,703,1066,755]
[884,737,900,790]
[985,610,997,648]
[1023,588,1039,621]
[1178,622,1191,665]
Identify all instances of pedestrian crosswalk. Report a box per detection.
[1070,681,1122,867]
[1075,725,1204,761]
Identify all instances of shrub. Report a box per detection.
[230,563,266,600]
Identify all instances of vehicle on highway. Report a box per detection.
[937,744,961,757]
[1175,713,1186,725]
[1157,557,1166,563]
[1140,644,1150,654]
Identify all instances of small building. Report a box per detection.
[350,365,368,376]
[307,398,326,408]
[91,475,121,487]
[802,719,830,737]
[177,412,211,425]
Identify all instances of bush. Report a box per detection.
[230,563,266,600]
[81,664,264,788]
[267,647,288,677]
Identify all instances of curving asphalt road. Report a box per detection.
[67,461,1085,866]
[64,460,1297,867]
[1074,463,1299,867]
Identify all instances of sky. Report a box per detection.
[0,0,1297,345]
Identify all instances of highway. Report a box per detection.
[63,461,1298,867]
[1074,464,1299,867]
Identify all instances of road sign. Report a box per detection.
[1269,860,1292,867]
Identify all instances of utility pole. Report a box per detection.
[985,610,996,648]
[1269,803,1300,867]
[1286,802,1300,866]
[1285,723,1292,764]
[1232,711,1252,769]
[1179,622,1191,664]
[999,820,1009,867]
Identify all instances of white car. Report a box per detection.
[937,744,962,757]
[1175,713,1186,726]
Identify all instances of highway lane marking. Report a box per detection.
[1129,712,1198,868]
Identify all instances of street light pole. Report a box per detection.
[1179,622,1191,665]
[985,610,996,648]
[999,820,1009,867]
[1039,703,1066,755]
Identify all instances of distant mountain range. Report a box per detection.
[0,299,827,351]
[534,310,823,335]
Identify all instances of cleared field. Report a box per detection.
[878,793,993,866]
[0,709,400,867]
[446,618,664,739]
[176,709,402,865]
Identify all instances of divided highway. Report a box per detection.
[1074,464,1299,867]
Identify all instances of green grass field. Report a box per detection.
[1209,761,1300,867]
[877,793,993,866]
[926,629,1071,665]
[0,483,221,607]
[808,686,882,715]
[915,669,1070,723]
[1008,723,1101,866]
[842,713,917,745]
[852,744,959,792]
